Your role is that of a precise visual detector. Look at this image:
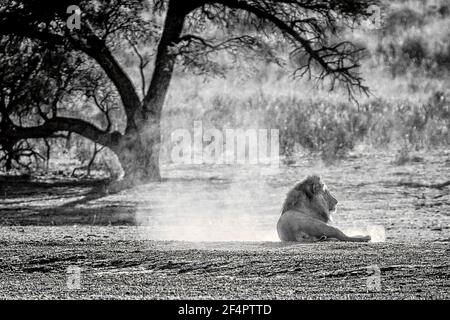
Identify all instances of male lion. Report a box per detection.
[277,175,371,242]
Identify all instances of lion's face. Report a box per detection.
[281,175,338,222]
[311,183,338,217]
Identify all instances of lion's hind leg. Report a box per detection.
[294,231,322,243]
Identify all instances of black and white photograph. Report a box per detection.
[0,0,449,304]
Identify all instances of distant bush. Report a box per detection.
[368,1,450,77]
[384,7,424,34]
[375,34,450,77]
[158,89,450,164]
[400,36,428,67]
[438,3,450,17]
[433,41,450,72]
[426,2,450,17]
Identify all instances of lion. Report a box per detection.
[277,175,371,242]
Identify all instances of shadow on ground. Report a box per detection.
[0,176,136,225]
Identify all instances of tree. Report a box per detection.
[0,36,77,171]
[0,0,378,185]
[0,35,118,173]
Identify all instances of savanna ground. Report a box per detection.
[1,0,450,299]
[0,150,449,299]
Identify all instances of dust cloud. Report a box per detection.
[133,165,385,243]
[135,166,282,242]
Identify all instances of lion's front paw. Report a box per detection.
[352,235,371,242]
[360,235,371,242]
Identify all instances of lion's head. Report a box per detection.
[281,175,338,222]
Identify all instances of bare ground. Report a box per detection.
[0,150,449,299]
[0,233,449,299]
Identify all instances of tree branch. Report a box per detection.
[5,117,121,148]
[0,5,141,132]
[191,0,374,97]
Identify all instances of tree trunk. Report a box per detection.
[114,123,161,184]
[114,1,187,184]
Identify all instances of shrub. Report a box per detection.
[384,7,424,34]
[400,36,428,67]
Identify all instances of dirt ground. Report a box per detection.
[0,234,449,299]
[0,150,449,299]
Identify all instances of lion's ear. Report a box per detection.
[312,180,322,195]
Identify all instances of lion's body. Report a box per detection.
[277,176,371,243]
